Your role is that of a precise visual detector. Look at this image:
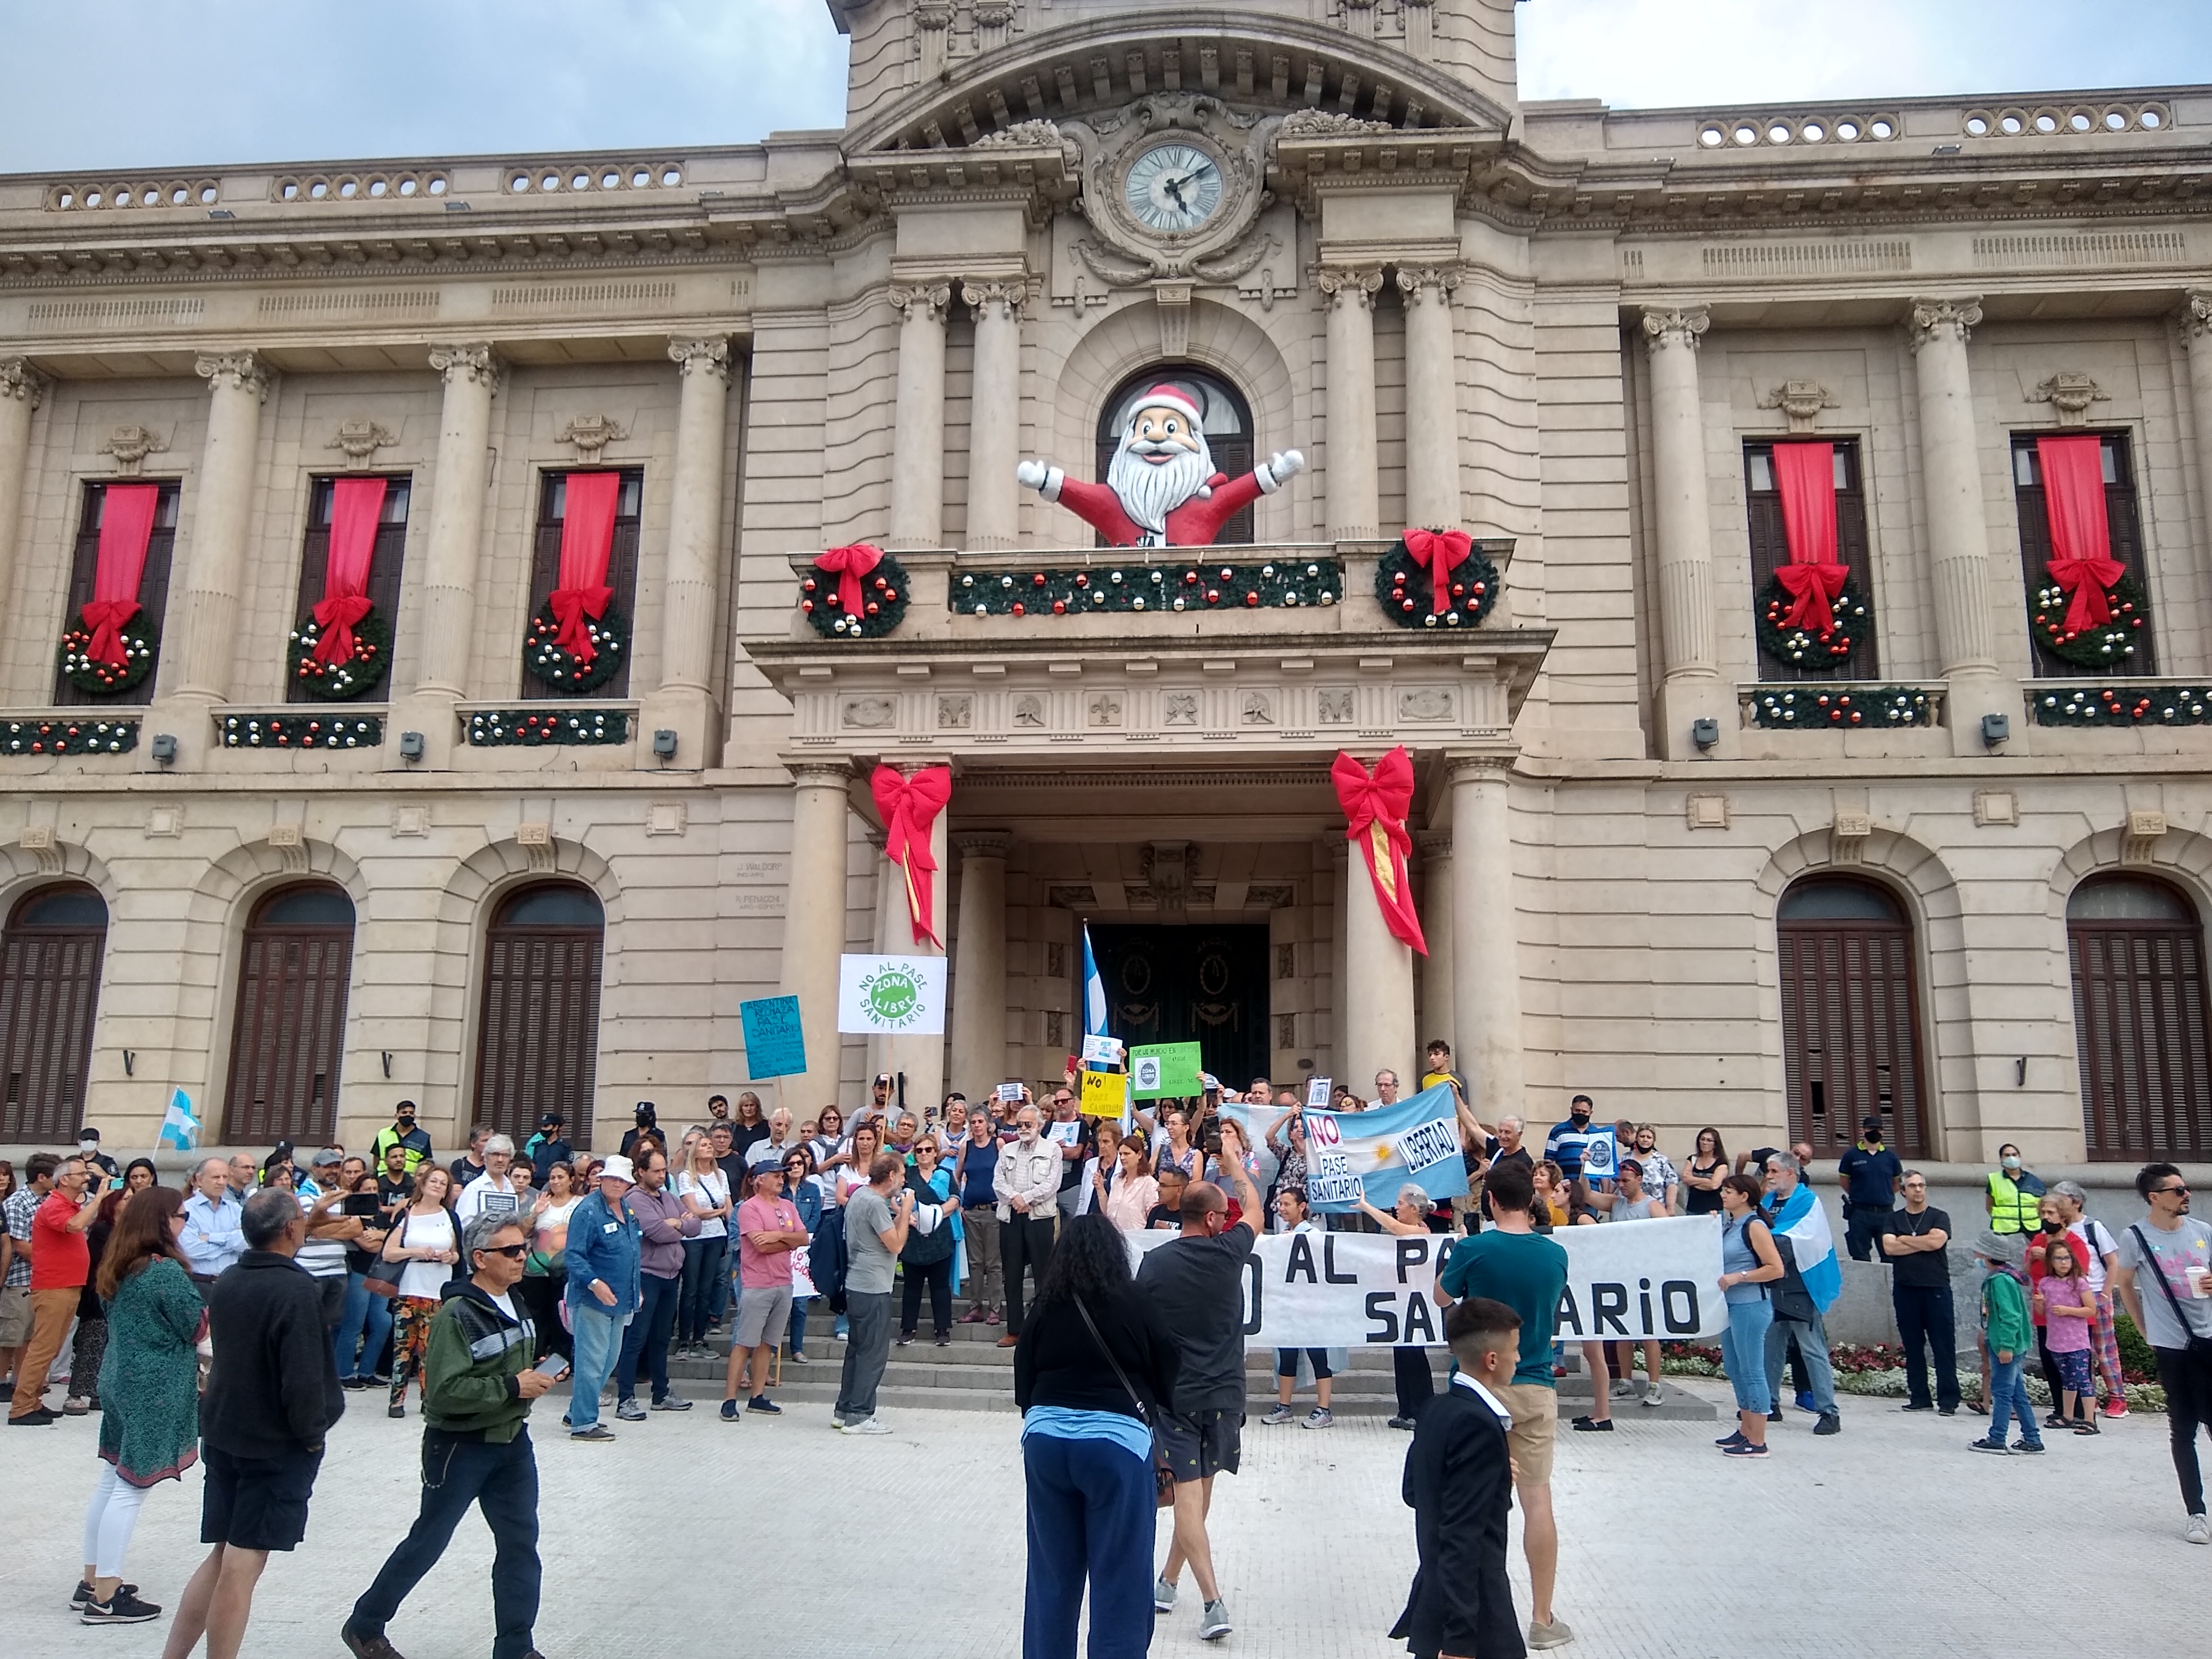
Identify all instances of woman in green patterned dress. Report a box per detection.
[73,1184,204,1626]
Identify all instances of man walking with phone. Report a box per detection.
[342,1214,555,1659]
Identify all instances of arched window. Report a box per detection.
[1094,366,1256,544]
[1777,876,1928,1157]
[225,883,356,1146]
[474,882,605,1146]
[1,884,107,1141]
[2068,875,2211,1160]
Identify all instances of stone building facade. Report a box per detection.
[3,0,2211,1175]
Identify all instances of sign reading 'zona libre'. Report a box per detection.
[835,953,947,1034]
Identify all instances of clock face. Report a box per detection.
[1123,142,1223,235]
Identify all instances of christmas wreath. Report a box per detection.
[1756,571,1870,670]
[801,545,909,639]
[1374,531,1501,630]
[57,612,158,697]
[2029,567,2150,670]
[287,604,392,700]
[523,596,628,694]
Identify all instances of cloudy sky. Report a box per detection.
[4,0,2208,172]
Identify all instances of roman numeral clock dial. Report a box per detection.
[1123,141,1223,234]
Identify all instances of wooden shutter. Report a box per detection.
[0,900,106,1141]
[223,900,354,1145]
[2014,433,2155,678]
[53,481,181,707]
[521,469,642,699]
[1778,915,1928,1158]
[1745,441,1879,679]
[2070,919,2211,1161]
[287,475,411,704]
[473,917,604,1147]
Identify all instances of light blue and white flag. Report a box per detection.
[158,1087,200,1152]
[1766,1182,1842,1312]
[1081,925,1109,1048]
[1299,1083,1469,1214]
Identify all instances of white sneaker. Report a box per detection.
[1642,1384,1664,1407]
[844,1417,893,1435]
[1301,1407,1334,1429]
[2186,1513,2210,1546]
[1154,1577,1177,1614]
[1609,1379,1634,1398]
[1198,1599,1233,1641]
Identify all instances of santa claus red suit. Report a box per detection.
[1015,383,1304,548]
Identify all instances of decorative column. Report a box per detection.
[1640,307,1731,758]
[1398,267,1464,529]
[1449,754,1524,1125]
[1907,296,2009,752]
[779,764,855,1116]
[888,284,951,550]
[167,351,271,704]
[963,281,1023,550]
[412,343,503,699]
[642,336,731,766]
[1343,821,1417,1106]
[1415,831,1455,1060]
[2182,292,2212,613]
[1326,838,1350,1082]
[948,832,1011,1100]
[1319,267,1382,542]
[0,360,48,636]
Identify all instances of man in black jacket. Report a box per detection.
[1392,1296,1525,1659]
[162,1188,344,1659]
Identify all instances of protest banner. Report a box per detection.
[1130,1041,1203,1099]
[739,994,807,1079]
[1078,1070,1128,1118]
[1298,1082,1468,1213]
[834,954,947,1035]
[791,1244,818,1301]
[1129,1216,1727,1347]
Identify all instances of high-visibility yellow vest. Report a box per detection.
[1986,1172,2040,1233]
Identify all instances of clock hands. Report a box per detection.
[1162,173,1189,212]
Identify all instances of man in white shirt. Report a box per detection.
[992,1107,1063,1348]
[745,1108,799,1171]
[455,1135,523,1227]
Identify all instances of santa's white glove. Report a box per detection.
[1256,449,1306,494]
[1015,460,1047,489]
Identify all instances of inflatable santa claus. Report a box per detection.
[1015,383,1304,548]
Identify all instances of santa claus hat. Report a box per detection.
[1129,383,1203,430]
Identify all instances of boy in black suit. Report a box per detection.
[1391,1296,1525,1659]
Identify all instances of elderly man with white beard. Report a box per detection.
[1016,382,1303,547]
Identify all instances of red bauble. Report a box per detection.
[1075,573,1089,588]
[881,589,898,602]
[802,577,817,592]
[1219,567,1233,581]
[1244,591,1259,607]
[1205,589,1220,604]
[1011,602,1025,616]
[1402,598,1417,612]
[1033,572,1047,587]
[866,602,880,616]
[800,599,814,613]
[1051,599,1067,615]
[1184,570,1199,585]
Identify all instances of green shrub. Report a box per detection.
[2114,1308,2159,1382]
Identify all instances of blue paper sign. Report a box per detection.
[740,995,807,1081]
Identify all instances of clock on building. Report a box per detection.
[1122,141,1223,234]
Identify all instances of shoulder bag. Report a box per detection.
[2128,1224,2212,1358]
[362,1210,407,1299]
[1072,1294,1177,1509]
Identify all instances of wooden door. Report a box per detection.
[1777,879,1928,1158]
[224,885,355,1145]
[473,884,605,1146]
[2068,877,2212,1161]
[0,886,107,1141]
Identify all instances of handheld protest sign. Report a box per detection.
[1079,1070,1129,1117]
[740,994,807,1080]
[1130,1041,1203,1099]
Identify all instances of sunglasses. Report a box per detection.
[2153,1184,2190,1197]
[478,1243,529,1259]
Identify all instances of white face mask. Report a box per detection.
[78,1138,97,1152]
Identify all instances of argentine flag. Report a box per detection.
[158,1087,200,1152]
[1767,1181,1842,1313]
[1081,925,1109,1047]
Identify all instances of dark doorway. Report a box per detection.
[1776,876,1928,1159]
[1087,923,1269,1089]
[2068,875,2211,1162]
[224,884,356,1147]
[474,882,605,1147]
[1,884,107,1141]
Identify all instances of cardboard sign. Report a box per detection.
[739,995,808,1080]
[1130,1041,1204,1100]
[835,954,947,1035]
[1079,1070,1129,1117]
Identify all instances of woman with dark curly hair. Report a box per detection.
[1014,1211,1179,1659]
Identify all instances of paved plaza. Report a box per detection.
[0,1375,2194,1658]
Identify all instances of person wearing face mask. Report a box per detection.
[1985,1143,2047,1236]
[1543,1095,1603,1185]
[75,1128,120,1184]
[370,1102,433,1179]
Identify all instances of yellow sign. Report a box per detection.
[1079,1070,1128,1117]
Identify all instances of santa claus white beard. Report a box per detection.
[1107,436,1214,541]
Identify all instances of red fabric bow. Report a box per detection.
[1773,562,1849,633]
[79,482,161,666]
[312,476,385,664]
[815,544,884,618]
[2038,436,2123,634]
[1331,747,1427,956]
[1402,528,1473,618]
[871,763,952,948]
[550,471,623,665]
[1772,443,1849,633]
[312,594,375,664]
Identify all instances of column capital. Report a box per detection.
[914,0,953,29]
[194,350,271,400]
[1394,265,1462,305]
[787,759,855,787]
[1447,750,1518,780]
[668,335,731,380]
[954,830,1014,860]
[1639,306,1709,352]
[2179,287,2212,343]
[428,341,505,392]
[0,357,49,408]
[1413,829,1453,861]
[960,277,1028,318]
[1906,295,1983,352]
[1317,266,1385,309]
[890,282,953,323]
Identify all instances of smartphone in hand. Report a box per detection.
[532,1353,571,1381]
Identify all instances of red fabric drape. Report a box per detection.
[311,476,386,664]
[79,483,161,666]
[1771,443,1849,633]
[1331,747,1427,956]
[871,763,952,947]
[815,544,884,618]
[2038,436,2123,633]
[549,471,622,664]
[1402,528,1473,618]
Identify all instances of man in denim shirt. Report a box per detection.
[562,1156,641,1442]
